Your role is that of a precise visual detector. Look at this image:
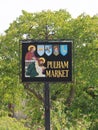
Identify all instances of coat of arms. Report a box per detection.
[45,45,52,56]
[60,45,68,56]
[37,45,44,56]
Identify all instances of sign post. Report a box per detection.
[44,82,50,130]
[21,39,73,129]
[44,25,50,130]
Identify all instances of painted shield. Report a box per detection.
[37,45,44,56]
[45,45,52,56]
[60,45,68,56]
[53,45,59,56]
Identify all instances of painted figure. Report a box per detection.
[53,45,59,56]
[26,61,38,77]
[35,57,46,77]
[25,45,36,60]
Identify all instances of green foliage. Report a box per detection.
[89,120,98,130]
[0,9,98,129]
[0,116,30,130]
[24,90,44,129]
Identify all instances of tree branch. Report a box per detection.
[66,84,75,106]
[24,83,44,103]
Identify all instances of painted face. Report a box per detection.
[39,59,44,65]
[30,47,35,53]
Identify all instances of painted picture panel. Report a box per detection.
[21,40,73,82]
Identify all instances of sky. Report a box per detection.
[0,0,98,34]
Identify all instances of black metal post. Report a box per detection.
[44,82,50,130]
[44,24,50,130]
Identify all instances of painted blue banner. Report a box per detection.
[60,45,68,56]
[45,45,52,56]
[37,45,44,56]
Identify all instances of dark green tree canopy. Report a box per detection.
[0,9,98,129]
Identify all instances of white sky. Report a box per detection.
[0,0,98,34]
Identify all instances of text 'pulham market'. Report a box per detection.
[46,61,69,78]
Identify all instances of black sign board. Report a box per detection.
[21,40,73,82]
